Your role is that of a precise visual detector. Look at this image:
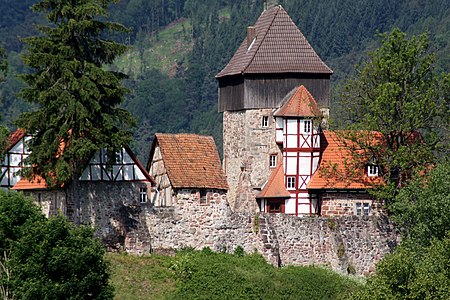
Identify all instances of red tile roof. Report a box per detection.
[216,5,332,78]
[149,134,228,190]
[4,128,26,151]
[308,131,382,189]
[274,85,322,117]
[257,163,290,198]
[12,175,48,190]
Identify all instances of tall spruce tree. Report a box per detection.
[15,0,134,197]
[335,28,450,203]
[0,46,8,159]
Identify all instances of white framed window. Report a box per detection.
[269,155,277,168]
[139,187,148,203]
[355,202,370,216]
[368,165,378,177]
[286,176,296,189]
[262,116,269,128]
[303,120,311,133]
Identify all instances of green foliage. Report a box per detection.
[335,28,450,202]
[11,216,114,300]
[0,46,9,159]
[351,237,450,300]
[0,190,113,300]
[15,0,135,186]
[390,161,450,246]
[168,250,360,300]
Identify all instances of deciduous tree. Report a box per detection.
[335,28,450,202]
[0,190,114,300]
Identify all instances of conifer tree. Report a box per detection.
[15,0,134,192]
[0,46,8,159]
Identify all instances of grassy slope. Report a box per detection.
[114,19,193,78]
[108,251,362,300]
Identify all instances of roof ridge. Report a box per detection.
[242,5,280,74]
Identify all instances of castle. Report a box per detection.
[1,5,396,275]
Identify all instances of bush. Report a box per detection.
[0,190,114,299]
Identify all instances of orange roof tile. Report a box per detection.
[216,5,332,78]
[12,175,48,190]
[4,128,26,151]
[257,163,290,198]
[274,85,322,117]
[308,131,382,189]
[149,134,228,190]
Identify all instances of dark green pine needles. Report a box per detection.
[16,0,135,187]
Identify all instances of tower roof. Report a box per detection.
[257,163,290,199]
[216,5,332,78]
[274,85,322,117]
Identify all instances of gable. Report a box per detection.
[1,130,31,188]
[147,134,228,190]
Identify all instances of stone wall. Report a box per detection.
[223,109,281,212]
[266,214,398,275]
[25,183,398,276]
[320,191,384,216]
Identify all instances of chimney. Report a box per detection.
[247,26,256,48]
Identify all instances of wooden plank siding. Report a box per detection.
[218,74,330,112]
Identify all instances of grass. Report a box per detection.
[108,253,176,300]
[108,250,362,300]
[114,19,193,78]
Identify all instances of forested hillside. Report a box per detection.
[1,0,449,160]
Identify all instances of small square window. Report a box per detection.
[286,176,296,189]
[139,187,148,203]
[269,155,277,168]
[368,165,378,177]
[262,116,269,128]
[356,202,370,216]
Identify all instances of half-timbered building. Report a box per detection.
[147,133,228,207]
[218,5,383,216]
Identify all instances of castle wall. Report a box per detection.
[223,109,281,212]
[319,191,384,217]
[105,190,399,276]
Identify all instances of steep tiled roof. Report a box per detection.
[257,163,290,198]
[216,5,332,78]
[274,85,322,117]
[4,128,26,151]
[308,131,382,189]
[12,175,48,190]
[150,133,228,190]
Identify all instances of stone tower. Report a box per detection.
[216,5,332,212]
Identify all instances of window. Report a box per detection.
[287,176,296,189]
[199,190,210,205]
[303,120,311,133]
[356,202,370,216]
[262,116,269,128]
[368,165,378,177]
[139,187,147,203]
[269,155,277,168]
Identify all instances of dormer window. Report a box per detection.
[262,116,269,128]
[368,165,378,177]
